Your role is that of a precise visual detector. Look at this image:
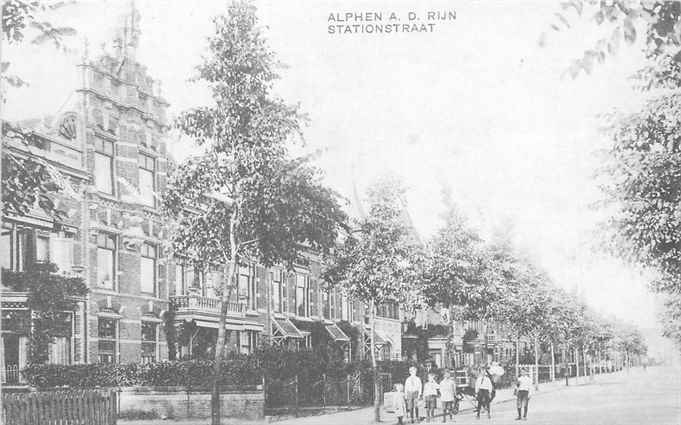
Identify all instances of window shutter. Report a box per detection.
[256,265,267,310]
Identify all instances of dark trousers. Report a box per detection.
[517,390,529,418]
[476,389,491,416]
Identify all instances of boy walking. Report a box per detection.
[475,367,493,419]
[515,370,532,420]
[423,373,440,422]
[439,370,457,422]
[404,366,423,423]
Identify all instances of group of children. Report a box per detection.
[391,366,460,424]
[390,366,532,423]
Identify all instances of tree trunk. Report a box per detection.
[533,336,539,390]
[573,346,578,384]
[0,5,5,419]
[370,302,380,423]
[515,338,520,380]
[550,342,556,382]
[211,211,238,425]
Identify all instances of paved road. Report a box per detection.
[275,366,681,425]
[451,366,681,425]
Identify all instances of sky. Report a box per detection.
[5,0,669,337]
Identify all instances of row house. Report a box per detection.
[0,8,404,383]
[404,307,532,370]
[169,257,403,362]
[1,9,172,383]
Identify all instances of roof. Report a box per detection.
[326,323,350,342]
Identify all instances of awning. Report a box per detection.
[273,318,304,339]
[195,320,244,331]
[326,323,350,342]
[365,329,388,346]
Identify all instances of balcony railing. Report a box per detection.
[170,294,245,316]
[1,365,23,385]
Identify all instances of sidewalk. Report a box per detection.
[118,374,614,425]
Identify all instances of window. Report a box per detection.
[329,289,336,319]
[0,225,36,271]
[94,139,114,194]
[141,322,157,364]
[0,225,10,270]
[50,232,75,273]
[140,243,156,295]
[97,233,116,289]
[322,290,330,319]
[238,264,253,307]
[296,274,308,317]
[281,274,288,313]
[341,296,349,321]
[270,270,282,313]
[98,318,117,363]
[138,154,155,207]
[175,262,202,295]
[239,331,256,354]
[108,114,119,135]
[35,235,49,263]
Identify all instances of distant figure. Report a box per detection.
[515,369,532,420]
[439,370,457,422]
[404,366,423,423]
[423,373,440,422]
[393,383,407,425]
[475,367,493,419]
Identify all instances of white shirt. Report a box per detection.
[439,378,456,402]
[404,375,422,396]
[517,376,532,392]
[475,375,493,393]
[423,381,439,397]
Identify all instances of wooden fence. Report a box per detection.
[3,389,118,425]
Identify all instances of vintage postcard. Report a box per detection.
[0,1,679,424]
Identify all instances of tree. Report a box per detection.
[543,289,586,385]
[543,1,681,85]
[545,2,681,352]
[162,3,347,424]
[2,0,78,217]
[2,263,87,363]
[494,257,552,383]
[323,176,421,423]
[421,189,502,320]
[420,187,505,364]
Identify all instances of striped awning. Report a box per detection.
[273,318,304,339]
[326,323,350,342]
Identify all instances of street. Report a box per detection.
[274,367,681,425]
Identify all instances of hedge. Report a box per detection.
[22,358,261,389]
[21,347,412,394]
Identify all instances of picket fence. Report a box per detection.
[2,389,118,425]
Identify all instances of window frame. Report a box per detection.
[295,273,309,318]
[140,243,157,295]
[96,233,117,290]
[94,138,114,195]
[138,153,156,207]
[97,317,118,364]
[270,269,282,313]
[140,321,158,364]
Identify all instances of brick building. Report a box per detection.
[0,8,403,381]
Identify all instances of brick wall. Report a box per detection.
[118,387,265,421]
